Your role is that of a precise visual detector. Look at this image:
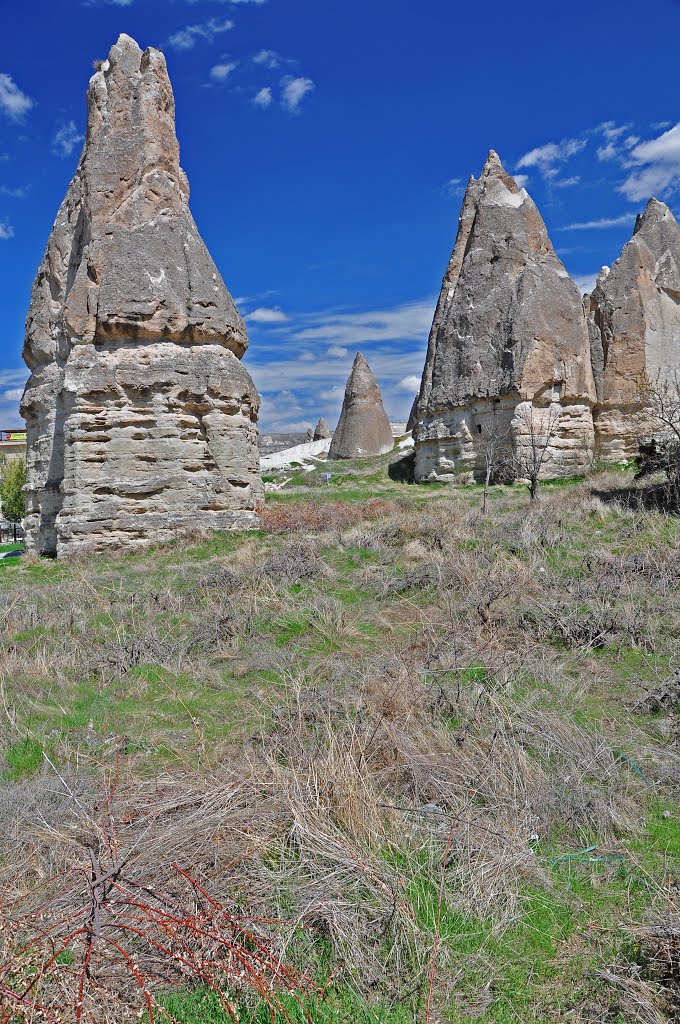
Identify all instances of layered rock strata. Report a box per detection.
[328,353,394,459]
[413,151,596,483]
[586,199,680,461]
[21,34,262,556]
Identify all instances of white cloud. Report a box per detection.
[259,389,310,432]
[168,17,234,50]
[599,121,630,141]
[0,73,34,122]
[318,385,344,401]
[0,221,15,240]
[513,173,529,189]
[253,49,281,68]
[246,298,435,429]
[0,369,27,387]
[0,370,27,425]
[281,75,314,113]
[558,214,634,231]
[210,61,238,81]
[252,87,272,108]
[597,143,618,162]
[246,306,289,323]
[0,184,29,198]
[0,387,23,403]
[395,375,421,393]
[516,137,586,178]
[619,121,680,201]
[52,121,84,158]
[595,123,641,165]
[445,177,464,196]
[291,299,433,347]
[553,175,580,187]
[573,273,599,295]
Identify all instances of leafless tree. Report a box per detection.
[471,420,513,514]
[637,371,680,498]
[512,404,561,504]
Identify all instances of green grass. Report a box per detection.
[271,613,314,647]
[1,457,678,1022]
[3,737,43,780]
[155,987,411,1024]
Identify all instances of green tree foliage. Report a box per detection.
[0,457,27,523]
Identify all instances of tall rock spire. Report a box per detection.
[587,198,680,460]
[413,151,596,483]
[21,35,262,556]
[328,353,394,459]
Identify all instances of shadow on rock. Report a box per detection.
[388,450,416,483]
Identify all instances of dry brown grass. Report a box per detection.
[0,470,678,1020]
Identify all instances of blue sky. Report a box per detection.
[1,0,680,431]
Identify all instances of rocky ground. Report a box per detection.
[0,452,678,1023]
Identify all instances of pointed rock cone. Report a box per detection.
[328,354,394,459]
[413,149,596,483]
[20,34,262,557]
[406,394,419,433]
[587,198,680,461]
[313,417,331,440]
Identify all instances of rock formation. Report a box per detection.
[328,353,394,460]
[406,395,418,433]
[21,34,262,556]
[413,151,596,483]
[313,417,331,440]
[586,199,680,461]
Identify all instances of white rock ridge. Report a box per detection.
[21,34,263,556]
[260,438,332,471]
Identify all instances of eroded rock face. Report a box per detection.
[21,34,262,556]
[587,199,680,461]
[413,151,596,483]
[313,417,331,440]
[328,353,393,459]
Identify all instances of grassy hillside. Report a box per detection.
[1,454,678,1023]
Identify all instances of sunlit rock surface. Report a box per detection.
[587,199,680,461]
[328,353,394,460]
[413,151,596,483]
[21,34,262,556]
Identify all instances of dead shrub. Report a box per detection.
[259,541,326,584]
[259,499,397,535]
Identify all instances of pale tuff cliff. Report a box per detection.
[328,354,394,459]
[587,199,680,460]
[21,34,262,556]
[413,151,597,483]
